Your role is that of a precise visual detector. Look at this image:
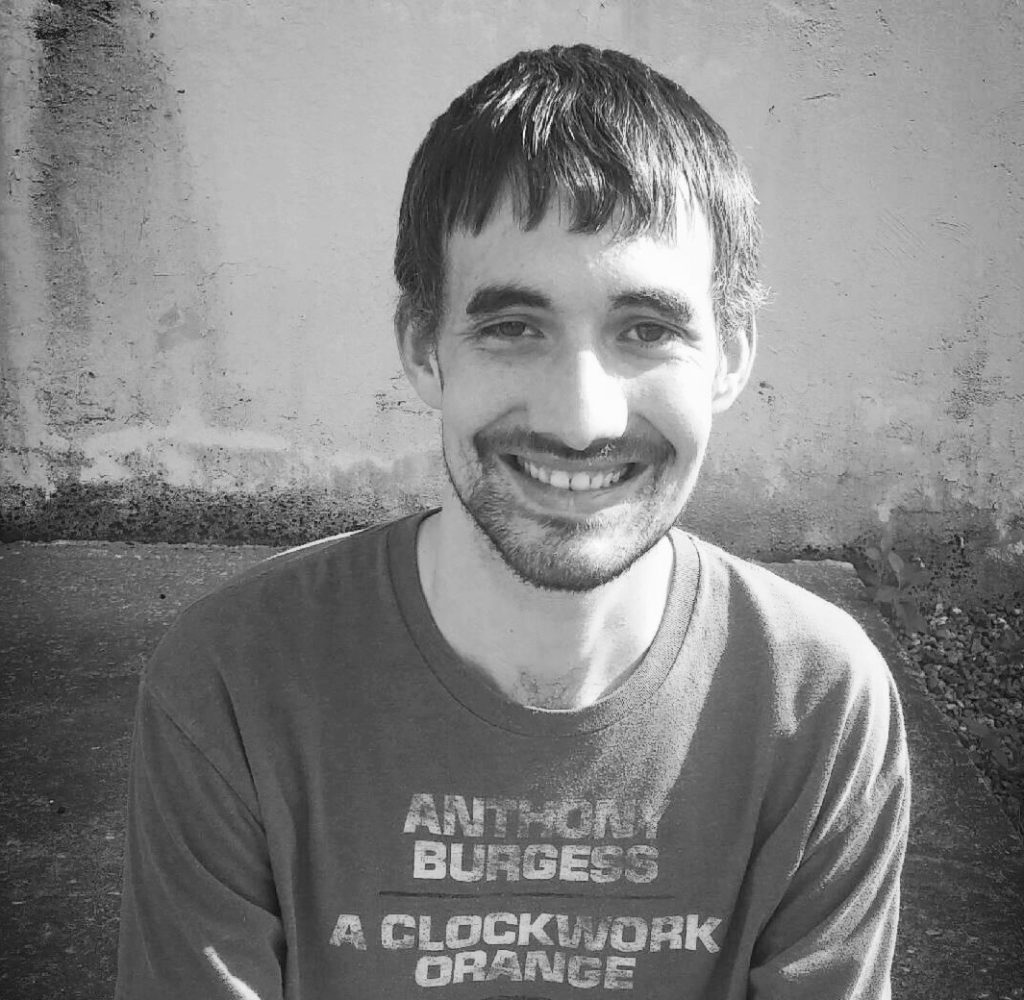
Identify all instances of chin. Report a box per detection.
[470,502,674,593]
[501,547,652,593]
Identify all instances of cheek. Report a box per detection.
[438,374,512,460]
[633,370,715,447]
[441,355,526,421]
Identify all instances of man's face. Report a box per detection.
[405,194,751,591]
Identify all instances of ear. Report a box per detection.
[711,315,757,414]
[395,304,443,410]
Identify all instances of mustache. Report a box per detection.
[473,428,673,465]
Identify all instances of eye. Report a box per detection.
[622,322,682,347]
[477,320,537,340]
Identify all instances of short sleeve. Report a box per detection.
[749,667,911,999]
[115,680,286,1000]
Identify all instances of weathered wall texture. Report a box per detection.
[2,0,1023,576]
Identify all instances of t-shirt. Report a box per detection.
[115,511,910,1000]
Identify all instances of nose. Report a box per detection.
[529,347,629,452]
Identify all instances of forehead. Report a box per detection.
[442,193,714,314]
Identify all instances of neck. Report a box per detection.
[416,500,680,709]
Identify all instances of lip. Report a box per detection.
[504,448,634,473]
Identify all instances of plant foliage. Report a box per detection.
[853,527,930,634]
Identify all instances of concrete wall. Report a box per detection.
[2,0,1023,575]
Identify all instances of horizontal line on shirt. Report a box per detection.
[378,890,676,900]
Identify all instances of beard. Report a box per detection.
[443,426,684,593]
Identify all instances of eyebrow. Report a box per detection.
[463,283,696,325]
[464,283,553,317]
[611,289,695,325]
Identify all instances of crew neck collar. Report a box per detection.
[387,510,702,738]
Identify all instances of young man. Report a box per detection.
[117,45,910,999]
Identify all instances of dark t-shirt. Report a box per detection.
[116,512,910,999]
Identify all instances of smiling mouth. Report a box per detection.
[508,455,636,492]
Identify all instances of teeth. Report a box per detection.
[519,459,627,491]
[524,461,551,484]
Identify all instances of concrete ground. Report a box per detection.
[1,540,1022,999]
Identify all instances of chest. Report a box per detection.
[255,707,776,999]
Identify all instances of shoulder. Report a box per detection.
[141,513,421,732]
[683,535,909,833]
[153,520,383,647]
[684,533,898,733]
[689,534,881,657]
